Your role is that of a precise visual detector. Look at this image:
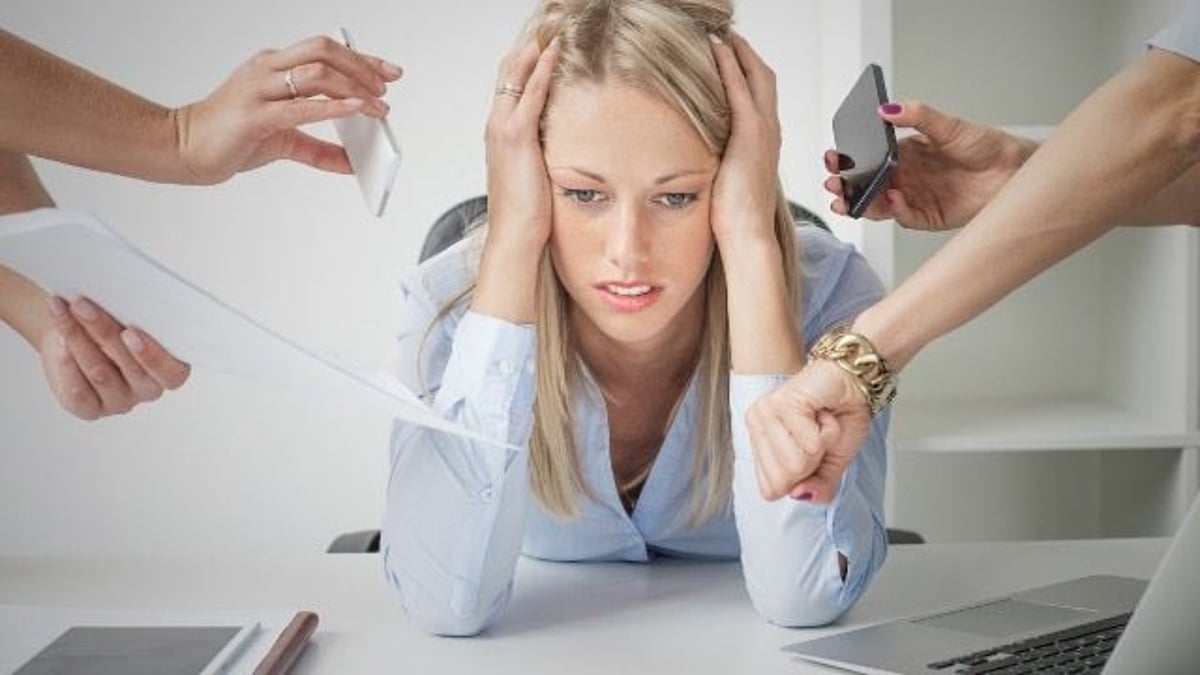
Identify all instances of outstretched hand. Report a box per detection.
[38,296,189,420]
[174,35,403,184]
[825,101,1037,231]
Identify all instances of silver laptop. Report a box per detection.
[786,496,1200,674]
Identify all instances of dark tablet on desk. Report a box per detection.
[14,624,256,675]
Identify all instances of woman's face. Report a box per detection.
[543,81,718,350]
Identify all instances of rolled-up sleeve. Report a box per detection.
[382,268,538,636]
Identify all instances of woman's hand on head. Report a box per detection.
[173,35,402,184]
[37,296,189,420]
[745,359,871,503]
[483,39,560,253]
[708,32,782,250]
[823,101,1037,231]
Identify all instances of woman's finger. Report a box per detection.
[266,60,382,103]
[263,36,384,97]
[513,40,560,127]
[262,98,377,138]
[824,149,840,174]
[43,329,102,420]
[278,130,353,174]
[123,328,191,391]
[50,297,134,413]
[68,297,163,403]
[709,33,755,119]
[355,53,403,82]
[726,32,778,117]
[745,412,776,500]
[824,175,844,197]
[491,40,543,118]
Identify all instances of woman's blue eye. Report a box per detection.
[657,193,696,208]
[563,188,603,204]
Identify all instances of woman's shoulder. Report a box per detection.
[790,223,886,341]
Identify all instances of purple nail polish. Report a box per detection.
[794,492,814,501]
[881,102,902,115]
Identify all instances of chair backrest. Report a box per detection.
[419,196,489,263]
[418,196,830,264]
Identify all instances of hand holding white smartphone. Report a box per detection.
[333,27,402,218]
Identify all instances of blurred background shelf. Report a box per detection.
[893,397,1200,454]
[827,0,1199,543]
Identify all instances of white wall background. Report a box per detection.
[0,1,838,556]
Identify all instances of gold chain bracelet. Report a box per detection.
[809,325,897,418]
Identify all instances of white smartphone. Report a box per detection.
[333,27,401,218]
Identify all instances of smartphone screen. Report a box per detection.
[832,64,897,218]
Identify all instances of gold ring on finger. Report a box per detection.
[494,82,524,99]
[283,67,300,99]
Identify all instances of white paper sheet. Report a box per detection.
[0,208,514,449]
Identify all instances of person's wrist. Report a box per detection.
[168,104,212,185]
[472,234,545,324]
[715,225,779,268]
[809,325,897,418]
[850,303,919,373]
[0,267,53,348]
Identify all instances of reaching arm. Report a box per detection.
[0,151,55,345]
[756,40,1200,506]
[857,47,1200,371]
[0,29,398,184]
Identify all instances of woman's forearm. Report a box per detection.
[722,233,803,375]
[0,152,54,346]
[1123,159,1200,226]
[0,30,187,183]
[855,49,1200,370]
[0,265,50,348]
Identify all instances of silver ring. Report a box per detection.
[283,67,300,99]
[494,82,524,99]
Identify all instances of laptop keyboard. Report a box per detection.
[926,612,1131,674]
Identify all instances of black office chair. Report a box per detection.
[327,197,923,552]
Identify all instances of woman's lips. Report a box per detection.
[596,282,663,312]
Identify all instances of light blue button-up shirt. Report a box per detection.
[381,224,890,635]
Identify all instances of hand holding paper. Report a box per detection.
[38,294,190,420]
[0,208,514,449]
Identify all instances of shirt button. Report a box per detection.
[480,486,494,502]
[497,360,514,376]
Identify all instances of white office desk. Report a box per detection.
[0,538,1169,674]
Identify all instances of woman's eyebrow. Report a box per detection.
[549,166,713,184]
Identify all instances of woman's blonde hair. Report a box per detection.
[430,0,799,524]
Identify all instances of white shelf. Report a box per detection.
[856,0,1199,542]
[892,397,1200,453]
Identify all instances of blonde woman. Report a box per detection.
[383,0,890,635]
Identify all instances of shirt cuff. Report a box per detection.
[435,311,537,448]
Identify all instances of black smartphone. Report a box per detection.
[832,63,898,218]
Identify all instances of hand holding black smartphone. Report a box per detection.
[832,64,897,218]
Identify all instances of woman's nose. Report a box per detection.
[605,203,650,270]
